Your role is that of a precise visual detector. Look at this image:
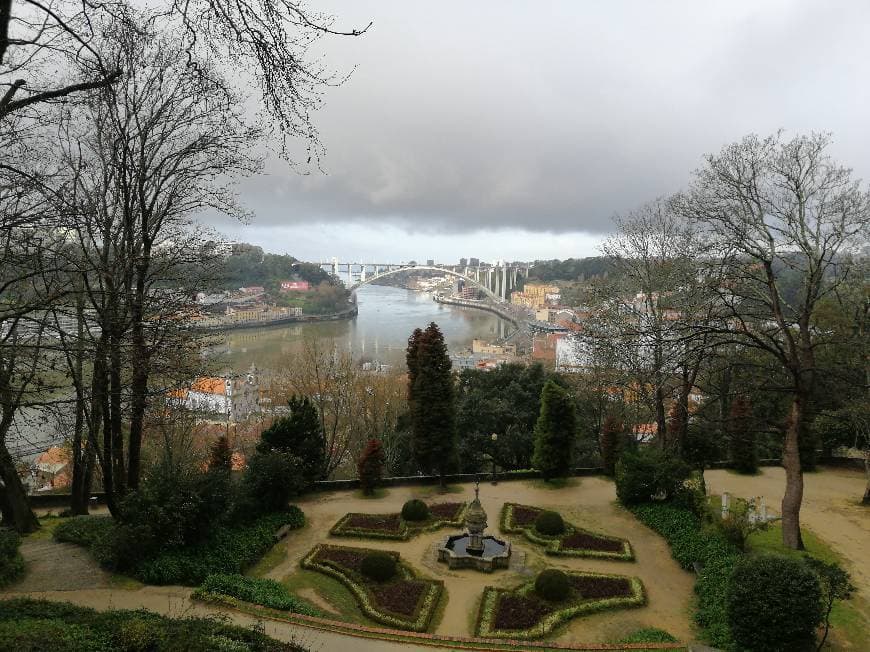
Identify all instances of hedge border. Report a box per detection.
[330,502,468,541]
[500,503,633,561]
[475,572,646,639]
[300,543,443,632]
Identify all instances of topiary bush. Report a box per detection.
[360,552,397,582]
[534,510,565,536]
[535,569,571,602]
[400,499,429,522]
[727,554,822,651]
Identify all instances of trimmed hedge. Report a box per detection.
[0,597,306,651]
[534,511,565,536]
[630,503,740,648]
[401,499,429,522]
[360,552,397,582]
[535,569,570,601]
[55,508,305,586]
[0,527,25,588]
[194,574,320,616]
[330,502,467,541]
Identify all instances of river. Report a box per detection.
[209,284,514,372]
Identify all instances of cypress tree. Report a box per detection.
[407,323,457,488]
[257,395,326,486]
[729,395,758,474]
[532,379,577,481]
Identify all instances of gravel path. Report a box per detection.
[8,539,110,593]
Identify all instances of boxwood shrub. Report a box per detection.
[535,569,570,601]
[630,502,740,648]
[400,499,429,522]
[534,510,565,536]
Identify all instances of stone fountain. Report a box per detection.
[437,480,511,572]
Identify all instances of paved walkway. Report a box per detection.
[11,539,110,593]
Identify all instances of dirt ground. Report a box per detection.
[274,477,697,644]
[705,466,870,599]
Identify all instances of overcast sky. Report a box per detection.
[206,0,870,264]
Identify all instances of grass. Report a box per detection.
[747,523,843,565]
[281,569,369,625]
[245,541,288,578]
[27,515,72,541]
[617,627,678,644]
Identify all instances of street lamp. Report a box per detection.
[490,433,498,485]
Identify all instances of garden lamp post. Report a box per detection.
[490,433,498,485]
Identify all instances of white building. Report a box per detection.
[171,367,260,421]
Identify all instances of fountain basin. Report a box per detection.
[437,534,511,572]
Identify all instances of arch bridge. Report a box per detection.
[320,261,528,303]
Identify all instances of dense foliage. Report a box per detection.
[56,509,304,586]
[534,510,565,536]
[197,574,320,615]
[407,323,457,483]
[0,527,24,587]
[357,438,386,495]
[0,598,305,651]
[455,363,567,472]
[614,447,691,505]
[400,499,430,522]
[535,569,570,601]
[727,555,822,651]
[532,379,577,480]
[360,552,397,582]
[527,257,615,282]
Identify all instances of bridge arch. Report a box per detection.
[349,266,503,302]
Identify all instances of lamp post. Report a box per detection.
[490,433,498,485]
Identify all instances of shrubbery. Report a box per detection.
[0,527,25,587]
[400,499,429,522]
[239,451,306,515]
[197,574,319,615]
[257,396,326,489]
[727,555,822,651]
[0,598,306,651]
[534,510,565,536]
[615,447,690,505]
[360,552,397,582]
[534,568,570,601]
[630,502,739,648]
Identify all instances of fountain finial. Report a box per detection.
[474,479,480,501]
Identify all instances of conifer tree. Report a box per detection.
[599,414,623,476]
[532,379,577,480]
[407,323,457,487]
[358,438,386,495]
[729,395,758,474]
[208,436,233,472]
[257,395,326,486]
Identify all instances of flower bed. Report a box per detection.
[475,571,645,639]
[330,502,467,540]
[500,503,633,560]
[301,543,443,632]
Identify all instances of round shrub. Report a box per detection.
[360,552,397,582]
[535,569,571,602]
[534,510,565,536]
[401,499,429,522]
[727,554,822,651]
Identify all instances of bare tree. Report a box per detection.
[673,132,870,549]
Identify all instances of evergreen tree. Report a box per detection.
[532,379,577,480]
[729,395,758,474]
[599,414,623,476]
[357,438,386,496]
[208,435,233,472]
[257,395,326,486]
[407,323,457,487]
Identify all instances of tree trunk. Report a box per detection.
[0,444,39,533]
[863,448,870,506]
[108,326,125,498]
[781,395,806,549]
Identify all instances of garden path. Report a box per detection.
[8,538,110,593]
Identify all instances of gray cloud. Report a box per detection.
[218,0,870,238]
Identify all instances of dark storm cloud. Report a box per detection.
[224,0,870,236]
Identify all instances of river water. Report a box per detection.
[211,284,514,372]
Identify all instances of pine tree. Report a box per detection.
[257,395,326,486]
[729,395,758,474]
[358,438,386,496]
[599,414,623,476]
[407,323,457,487]
[532,379,577,481]
[208,435,233,472]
